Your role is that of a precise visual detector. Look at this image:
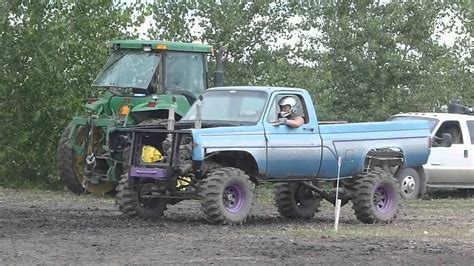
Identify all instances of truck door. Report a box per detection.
[426,120,474,185]
[263,93,322,178]
[463,121,474,184]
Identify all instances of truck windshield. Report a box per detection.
[388,116,439,132]
[181,90,268,123]
[92,51,160,89]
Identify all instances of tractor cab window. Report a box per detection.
[92,51,161,91]
[165,52,206,99]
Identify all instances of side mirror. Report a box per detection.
[432,133,452,148]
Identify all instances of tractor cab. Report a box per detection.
[58,40,225,195]
[92,40,212,104]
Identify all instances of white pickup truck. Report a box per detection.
[389,102,474,199]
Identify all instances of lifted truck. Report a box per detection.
[109,86,433,224]
[389,101,473,199]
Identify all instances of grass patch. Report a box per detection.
[0,176,63,190]
[256,183,275,203]
[261,224,474,241]
[295,226,471,239]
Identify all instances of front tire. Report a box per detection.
[274,182,321,219]
[351,170,401,224]
[395,168,421,200]
[116,174,167,219]
[199,167,253,225]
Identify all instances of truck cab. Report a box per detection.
[390,104,474,197]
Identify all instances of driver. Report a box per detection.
[277,96,304,128]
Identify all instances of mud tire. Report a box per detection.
[199,167,253,225]
[274,182,321,219]
[351,170,401,224]
[116,174,167,219]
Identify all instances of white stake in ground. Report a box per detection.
[334,156,342,231]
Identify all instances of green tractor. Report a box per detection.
[58,40,225,194]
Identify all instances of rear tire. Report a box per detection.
[395,168,421,200]
[351,170,401,224]
[274,182,320,219]
[199,167,253,225]
[57,123,85,194]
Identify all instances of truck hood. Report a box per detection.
[190,124,265,161]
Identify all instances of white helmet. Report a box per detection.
[278,97,297,118]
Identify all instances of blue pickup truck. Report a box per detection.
[109,86,434,225]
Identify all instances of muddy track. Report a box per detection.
[0,188,473,265]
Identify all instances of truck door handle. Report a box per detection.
[465,150,468,158]
[303,127,314,132]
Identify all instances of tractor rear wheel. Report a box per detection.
[351,170,401,224]
[57,122,115,194]
[116,174,168,219]
[58,123,84,194]
[199,167,253,225]
[274,182,321,219]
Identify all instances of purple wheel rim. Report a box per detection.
[374,184,393,213]
[223,183,245,213]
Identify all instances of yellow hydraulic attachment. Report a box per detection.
[141,145,163,163]
[177,176,191,188]
[141,145,190,189]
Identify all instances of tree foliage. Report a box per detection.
[0,0,136,184]
[0,0,471,186]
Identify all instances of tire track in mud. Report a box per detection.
[0,188,473,265]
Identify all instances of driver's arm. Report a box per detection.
[287,116,304,128]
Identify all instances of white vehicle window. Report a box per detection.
[467,121,474,144]
[435,121,464,144]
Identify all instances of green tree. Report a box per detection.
[0,0,136,186]
[146,1,301,87]
[295,1,472,121]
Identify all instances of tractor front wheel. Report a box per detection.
[199,167,253,225]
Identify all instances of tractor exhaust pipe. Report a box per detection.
[168,96,176,130]
[195,95,203,129]
[214,45,228,87]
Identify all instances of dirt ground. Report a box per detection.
[0,187,473,265]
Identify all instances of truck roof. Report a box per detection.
[393,112,474,121]
[208,86,308,94]
[108,40,213,53]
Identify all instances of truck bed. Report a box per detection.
[318,120,431,179]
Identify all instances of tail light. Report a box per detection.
[428,136,432,148]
